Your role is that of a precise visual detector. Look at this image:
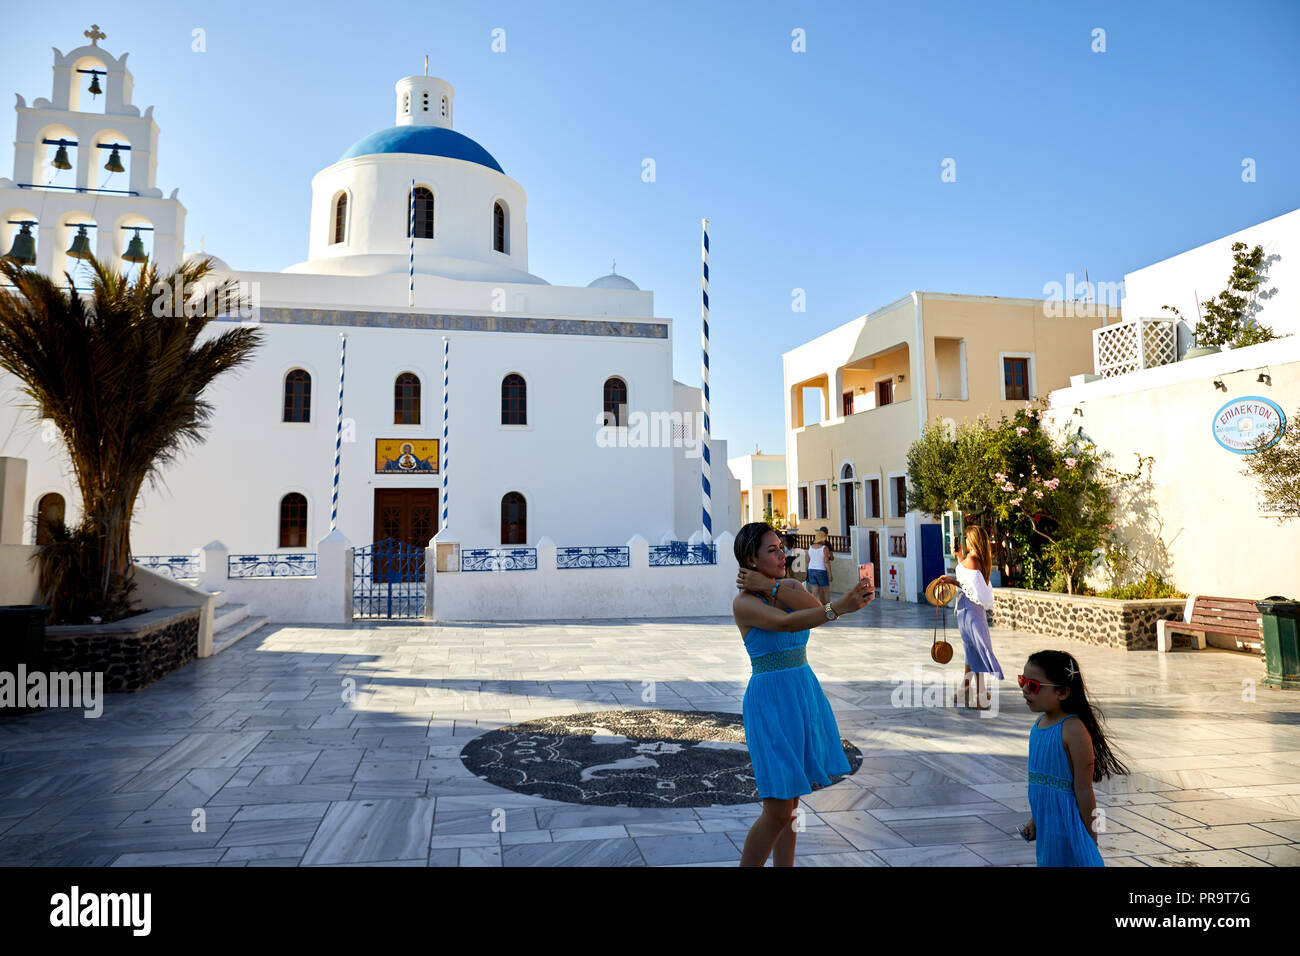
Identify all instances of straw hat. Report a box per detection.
[925,576,957,607]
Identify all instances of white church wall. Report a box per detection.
[430,532,737,621]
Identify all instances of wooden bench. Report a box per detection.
[1157,595,1263,653]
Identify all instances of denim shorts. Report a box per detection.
[807,568,829,587]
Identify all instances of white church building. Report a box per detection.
[1,31,741,626]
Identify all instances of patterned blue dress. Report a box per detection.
[742,595,850,799]
[1028,713,1104,867]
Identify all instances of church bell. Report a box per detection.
[88,73,102,97]
[5,224,37,266]
[104,147,125,173]
[122,228,148,263]
[52,144,72,170]
[66,225,93,260]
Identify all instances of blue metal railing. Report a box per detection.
[134,554,199,580]
[461,547,537,572]
[556,546,630,570]
[228,552,317,578]
[649,541,717,566]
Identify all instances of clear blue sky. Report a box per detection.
[6,0,1299,459]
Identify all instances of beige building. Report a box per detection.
[783,291,1112,600]
[728,452,788,525]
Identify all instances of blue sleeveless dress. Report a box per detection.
[742,595,850,799]
[1028,713,1104,867]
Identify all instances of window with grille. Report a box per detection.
[603,377,627,426]
[799,486,808,519]
[1004,357,1029,400]
[408,187,434,239]
[816,484,827,519]
[283,369,311,422]
[395,372,421,424]
[279,493,307,547]
[332,194,347,245]
[501,492,526,544]
[502,373,526,425]
[494,202,506,253]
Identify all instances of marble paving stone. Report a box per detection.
[625,821,706,837]
[142,732,269,771]
[818,811,913,851]
[1174,824,1293,849]
[1133,848,1271,867]
[109,848,228,866]
[1158,799,1300,826]
[551,825,630,843]
[1255,819,1300,841]
[220,841,311,861]
[427,848,460,866]
[792,849,888,867]
[869,784,992,808]
[873,843,989,866]
[634,833,739,866]
[300,798,435,865]
[459,845,503,866]
[967,839,1039,866]
[217,819,322,847]
[1239,843,1300,866]
[880,818,1008,847]
[503,837,644,867]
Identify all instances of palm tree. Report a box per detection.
[0,253,263,623]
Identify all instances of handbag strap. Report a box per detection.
[933,604,949,645]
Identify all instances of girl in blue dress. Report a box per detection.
[1018,649,1130,866]
[732,522,875,867]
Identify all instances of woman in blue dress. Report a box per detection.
[1018,649,1130,866]
[732,522,875,867]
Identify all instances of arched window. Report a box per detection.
[395,372,421,424]
[408,186,434,239]
[493,201,506,253]
[603,377,628,427]
[332,193,347,245]
[501,373,526,425]
[501,492,526,545]
[35,492,65,546]
[441,95,448,118]
[279,493,308,547]
[403,92,410,115]
[283,369,311,422]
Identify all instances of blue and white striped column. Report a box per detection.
[409,178,416,309]
[700,218,712,545]
[330,332,347,532]
[441,335,450,531]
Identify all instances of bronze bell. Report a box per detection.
[6,223,37,266]
[52,143,72,170]
[88,73,102,97]
[122,228,148,263]
[67,225,93,260]
[104,147,124,173]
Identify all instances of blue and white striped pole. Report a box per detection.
[700,218,712,546]
[330,332,347,532]
[409,178,416,309]
[441,336,449,531]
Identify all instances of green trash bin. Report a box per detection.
[1257,596,1300,691]
[0,605,51,715]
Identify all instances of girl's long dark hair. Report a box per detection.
[1028,650,1129,781]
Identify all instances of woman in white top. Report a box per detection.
[938,525,1003,710]
[805,530,833,603]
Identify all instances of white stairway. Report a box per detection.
[206,588,269,655]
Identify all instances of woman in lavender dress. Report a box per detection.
[938,525,1003,710]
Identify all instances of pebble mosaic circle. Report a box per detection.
[459,709,862,807]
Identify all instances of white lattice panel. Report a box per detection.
[1093,318,1176,378]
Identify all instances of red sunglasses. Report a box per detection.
[1017,675,1062,694]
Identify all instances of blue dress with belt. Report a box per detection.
[1028,713,1105,867]
[742,594,850,799]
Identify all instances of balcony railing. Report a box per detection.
[649,542,717,566]
[134,554,199,580]
[790,533,850,553]
[557,546,630,569]
[462,547,538,572]
[228,553,317,578]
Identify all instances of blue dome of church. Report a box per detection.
[339,126,504,173]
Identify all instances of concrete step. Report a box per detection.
[212,602,250,634]
[212,615,268,655]
[203,587,229,609]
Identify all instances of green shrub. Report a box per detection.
[1096,574,1185,600]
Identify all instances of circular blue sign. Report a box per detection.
[1212,396,1286,454]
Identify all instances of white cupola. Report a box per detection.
[395,75,453,129]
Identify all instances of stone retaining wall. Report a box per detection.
[43,607,200,692]
[986,588,1186,651]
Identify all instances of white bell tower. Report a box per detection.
[395,69,454,130]
[0,25,186,285]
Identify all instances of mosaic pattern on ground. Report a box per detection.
[459,709,862,807]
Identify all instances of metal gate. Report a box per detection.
[353,537,425,619]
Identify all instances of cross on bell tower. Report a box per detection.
[84,24,106,46]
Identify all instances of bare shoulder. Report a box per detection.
[1062,715,1092,744]
[961,553,980,570]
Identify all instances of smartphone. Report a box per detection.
[858,563,874,585]
[1017,824,1034,842]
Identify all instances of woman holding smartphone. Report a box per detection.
[937,525,1003,709]
[732,522,875,866]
